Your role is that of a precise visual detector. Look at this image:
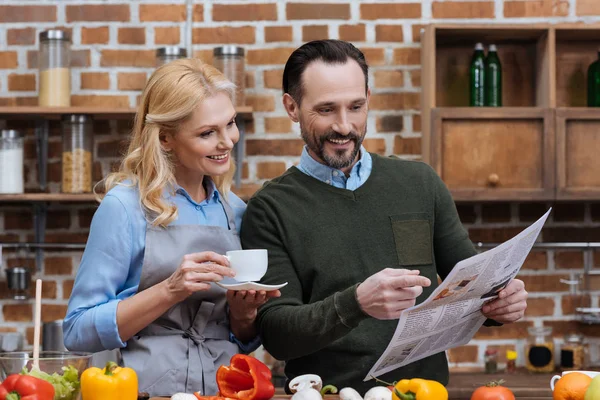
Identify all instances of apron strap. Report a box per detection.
[220,198,237,232]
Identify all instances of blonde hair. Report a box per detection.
[101,58,237,227]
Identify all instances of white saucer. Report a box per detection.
[216,281,288,291]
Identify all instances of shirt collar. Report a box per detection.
[299,145,369,184]
[168,178,220,205]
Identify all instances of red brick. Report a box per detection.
[118,72,147,91]
[286,3,350,20]
[394,136,421,155]
[194,4,204,21]
[7,28,36,45]
[41,304,68,323]
[246,71,256,89]
[376,25,404,42]
[40,233,89,244]
[521,251,548,270]
[412,115,421,132]
[246,139,304,156]
[98,139,128,158]
[370,93,420,110]
[412,25,425,43]
[66,4,130,22]
[481,203,511,223]
[562,294,591,315]
[3,304,32,322]
[555,251,584,269]
[101,50,155,67]
[519,274,570,292]
[361,3,421,19]
[339,24,366,42]
[47,210,71,229]
[192,27,255,44]
[545,320,600,338]
[8,74,35,91]
[63,280,75,299]
[81,72,110,90]
[139,4,186,21]
[194,49,213,65]
[265,117,292,133]
[303,25,329,42]
[544,227,600,242]
[37,280,57,299]
[6,259,35,269]
[504,0,569,17]
[0,52,18,69]
[81,27,110,45]
[432,1,495,19]
[265,26,293,43]
[4,211,33,230]
[474,321,532,339]
[525,297,555,317]
[263,69,284,89]
[118,27,146,45]
[576,0,600,16]
[363,138,386,155]
[0,6,56,22]
[257,162,287,179]
[45,257,73,275]
[0,97,37,106]
[393,48,421,65]
[245,95,275,112]
[248,48,295,65]
[374,70,404,88]
[71,95,130,108]
[448,345,478,363]
[155,27,181,45]
[468,227,523,243]
[376,115,403,132]
[213,4,277,21]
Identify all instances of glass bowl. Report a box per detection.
[0,351,92,400]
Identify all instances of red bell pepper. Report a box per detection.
[216,355,275,400]
[0,374,55,400]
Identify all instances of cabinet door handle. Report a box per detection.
[487,173,500,186]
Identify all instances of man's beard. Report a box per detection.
[301,127,366,170]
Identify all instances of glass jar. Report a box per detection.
[39,29,71,107]
[61,115,93,193]
[156,46,187,67]
[0,130,24,194]
[213,46,245,106]
[561,332,586,371]
[484,349,498,373]
[526,326,555,373]
[506,350,517,373]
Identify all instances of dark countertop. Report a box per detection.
[447,370,553,399]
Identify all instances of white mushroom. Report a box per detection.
[364,386,393,400]
[171,394,198,400]
[291,387,324,400]
[339,387,363,400]
[289,374,323,393]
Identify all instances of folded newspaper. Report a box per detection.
[366,208,552,380]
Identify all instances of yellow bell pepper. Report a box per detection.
[81,361,138,400]
[392,378,448,400]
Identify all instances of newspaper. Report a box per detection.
[365,208,551,380]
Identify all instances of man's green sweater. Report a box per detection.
[241,154,478,393]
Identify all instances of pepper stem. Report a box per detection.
[6,392,21,400]
[321,385,338,395]
[370,375,396,387]
[485,379,506,387]
[104,361,119,376]
[393,388,416,400]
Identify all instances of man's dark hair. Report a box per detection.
[282,39,369,105]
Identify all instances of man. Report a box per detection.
[240,40,528,393]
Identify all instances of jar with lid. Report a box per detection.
[525,326,555,373]
[213,46,246,106]
[62,115,93,193]
[0,130,24,194]
[561,332,586,371]
[484,349,498,373]
[39,29,71,107]
[156,46,187,67]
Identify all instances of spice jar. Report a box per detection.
[484,349,498,373]
[506,350,517,373]
[561,332,586,371]
[62,115,93,193]
[39,29,71,107]
[526,326,555,373]
[213,46,246,106]
[156,46,187,67]
[0,130,24,194]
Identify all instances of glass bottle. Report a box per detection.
[0,130,24,194]
[469,42,485,107]
[484,349,498,373]
[587,50,600,107]
[506,350,517,373]
[213,46,246,107]
[561,332,586,371]
[39,29,71,107]
[484,44,502,107]
[61,115,94,193]
[525,326,555,373]
[156,46,187,67]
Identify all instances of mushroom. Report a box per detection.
[291,387,324,400]
[364,386,392,400]
[170,394,198,400]
[289,374,323,393]
[339,387,363,400]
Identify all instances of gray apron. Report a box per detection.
[121,199,241,397]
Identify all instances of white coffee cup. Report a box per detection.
[550,370,600,390]
[225,249,268,282]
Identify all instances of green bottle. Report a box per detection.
[470,43,485,107]
[587,49,600,107]
[485,44,502,107]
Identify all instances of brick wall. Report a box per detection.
[1,0,600,372]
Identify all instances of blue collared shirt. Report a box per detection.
[296,145,372,190]
[63,180,260,354]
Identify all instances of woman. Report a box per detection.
[64,59,279,397]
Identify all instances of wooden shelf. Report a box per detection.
[0,106,253,120]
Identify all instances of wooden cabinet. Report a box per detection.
[422,23,600,201]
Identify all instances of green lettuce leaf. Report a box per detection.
[21,365,81,400]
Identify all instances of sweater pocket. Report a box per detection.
[390,215,433,266]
